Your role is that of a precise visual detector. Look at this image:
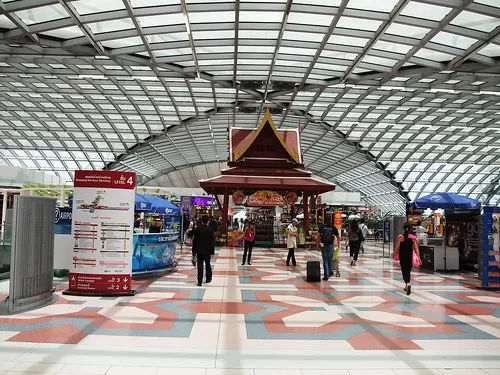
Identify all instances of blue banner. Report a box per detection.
[55,207,72,235]
[132,231,177,274]
[384,221,390,243]
[482,206,500,288]
[135,201,152,211]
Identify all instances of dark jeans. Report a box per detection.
[349,241,361,261]
[197,253,212,283]
[400,252,413,284]
[286,248,296,266]
[322,244,334,278]
[243,240,254,264]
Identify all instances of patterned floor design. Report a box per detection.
[0,243,499,374]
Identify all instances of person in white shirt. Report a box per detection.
[414,220,427,245]
[359,219,370,253]
[286,218,299,266]
[415,221,426,234]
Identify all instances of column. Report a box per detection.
[0,192,6,240]
[303,190,309,235]
[221,188,229,235]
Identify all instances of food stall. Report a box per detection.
[132,194,180,276]
[132,229,177,277]
[410,193,480,272]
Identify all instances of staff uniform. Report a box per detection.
[242,227,256,265]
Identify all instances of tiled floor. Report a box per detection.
[0,242,499,374]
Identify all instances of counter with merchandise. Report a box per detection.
[132,229,178,277]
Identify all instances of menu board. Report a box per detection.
[68,170,136,295]
[481,206,500,289]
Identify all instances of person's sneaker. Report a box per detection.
[241,263,245,266]
[247,262,251,265]
[206,279,212,284]
[351,260,354,266]
[322,277,328,281]
[197,282,202,287]
[407,285,411,295]
[353,260,357,266]
[336,272,340,277]
[286,263,290,266]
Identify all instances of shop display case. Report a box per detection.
[274,222,286,246]
[255,219,274,247]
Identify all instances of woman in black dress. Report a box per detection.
[393,223,420,295]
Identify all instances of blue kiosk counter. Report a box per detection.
[132,229,178,277]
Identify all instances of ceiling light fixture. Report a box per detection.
[132,76,159,81]
[78,74,107,80]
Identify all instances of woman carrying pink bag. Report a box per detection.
[393,223,421,295]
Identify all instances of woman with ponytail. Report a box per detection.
[393,223,421,295]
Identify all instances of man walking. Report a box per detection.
[192,215,215,286]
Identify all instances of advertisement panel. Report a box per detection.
[334,211,342,239]
[67,170,136,295]
[482,206,500,288]
[180,196,192,215]
[446,209,480,271]
[246,190,286,207]
[54,207,73,270]
[132,231,177,274]
[384,221,391,243]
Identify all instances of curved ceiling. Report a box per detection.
[0,0,499,212]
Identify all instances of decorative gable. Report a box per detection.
[231,108,301,164]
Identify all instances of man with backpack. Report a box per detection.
[319,218,340,281]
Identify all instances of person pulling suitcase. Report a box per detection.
[318,219,340,281]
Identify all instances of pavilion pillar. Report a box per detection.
[303,190,309,235]
[221,188,229,235]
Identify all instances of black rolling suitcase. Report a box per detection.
[306,260,321,282]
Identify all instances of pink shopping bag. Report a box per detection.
[412,251,422,267]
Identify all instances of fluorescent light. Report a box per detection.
[478,90,500,96]
[78,74,107,80]
[429,88,456,94]
[132,76,158,81]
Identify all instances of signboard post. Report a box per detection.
[382,220,391,258]
[64,170,136,296]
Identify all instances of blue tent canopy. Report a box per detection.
[135,193,152,211]
[140,194,180,215]
[413,192,481,210]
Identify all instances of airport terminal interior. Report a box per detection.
[1,0,500,374]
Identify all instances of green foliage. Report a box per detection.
[361,211,385,229]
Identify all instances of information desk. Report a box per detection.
[132,230,177,277]
[419,245,459,271]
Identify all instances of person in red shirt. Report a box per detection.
[242,220,256,265]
